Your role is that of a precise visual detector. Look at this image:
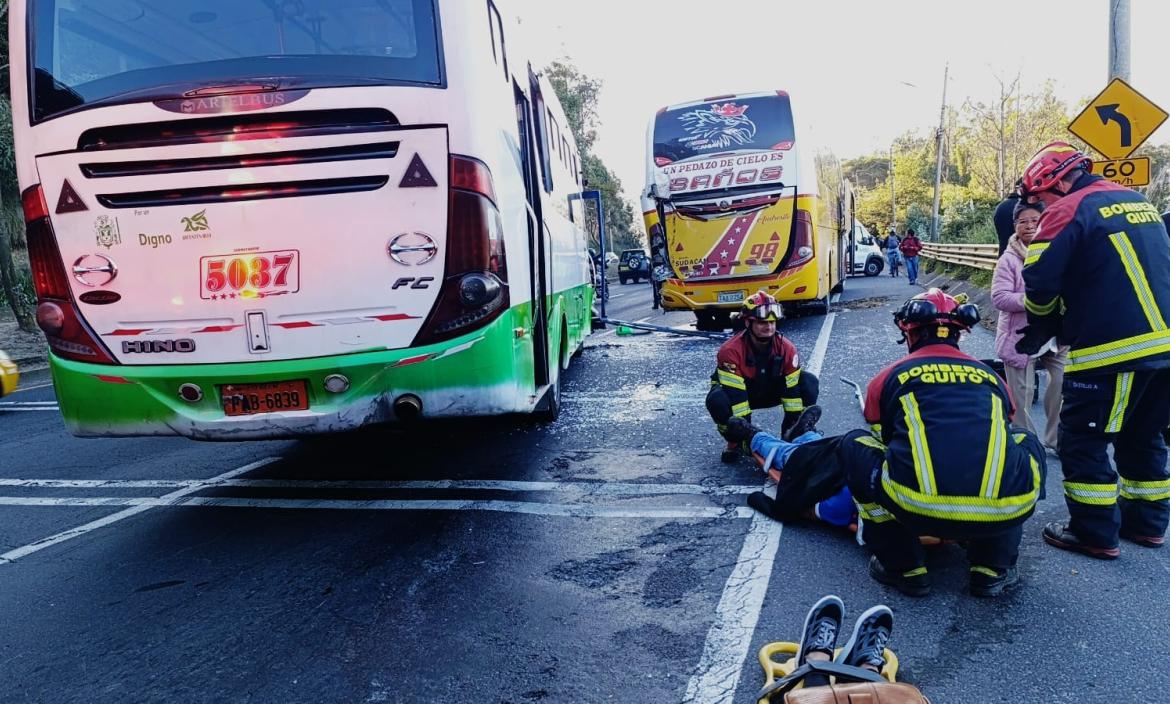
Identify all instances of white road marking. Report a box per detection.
[683,311,837,704]
[0,401,58,405]
[0,495,755,520]
[0,477,760,496]
[0,407,60,412]
[0,457,279,565]
[831,293,841,304]
[10,382,55,394]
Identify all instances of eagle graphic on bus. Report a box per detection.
[678,103,757,151]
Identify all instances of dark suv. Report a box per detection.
[618,249,650,284]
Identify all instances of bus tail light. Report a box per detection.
[413,156,510,346]
[783,209,815,270]
[22,185,118,365]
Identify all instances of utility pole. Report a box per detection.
[889,145,896,232]
[1109,0,1131,81]
[929,64,948,243]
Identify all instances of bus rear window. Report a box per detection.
[653,94,795,165]
[29,0,443,122]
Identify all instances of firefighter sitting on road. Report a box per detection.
[706,291,820,463]
[729,289,1047,598]
[1017,142,1170,558]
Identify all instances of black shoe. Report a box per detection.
[1042,522,1120,559]
[725,416,763,445]
[836,604,893,670]
[782,405,822,442]
[969,565,1020,598]
[868,556,931,597]
[720,441,743,464]
[1120,528,1165,548]
[795,595,844,666]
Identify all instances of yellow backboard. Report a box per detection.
[1068,78,1168,160]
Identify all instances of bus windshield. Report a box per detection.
[29,0,442,122]
[652,93,795,165]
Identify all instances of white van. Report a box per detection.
[848,223,885,277]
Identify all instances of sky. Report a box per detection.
[509,0,1170,214]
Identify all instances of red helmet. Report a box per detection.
[742,290,782,322]
[1018,141,1091,197]
[894,288,980,333]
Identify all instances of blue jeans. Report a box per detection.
[905,255,919,282]
[751,430,822,469]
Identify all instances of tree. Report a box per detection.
[545,60,643,253]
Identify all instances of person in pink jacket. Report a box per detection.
[992,201,1066,450]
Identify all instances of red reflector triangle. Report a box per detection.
[56,179,88,214]
[675,242,684,252]
[399,153,438,188]
[770,232,781,241]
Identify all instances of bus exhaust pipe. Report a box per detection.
[393,394,423,421]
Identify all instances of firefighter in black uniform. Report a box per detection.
[731,289,1046,597]
[706,291,819,463]
[1017,142,1170,558]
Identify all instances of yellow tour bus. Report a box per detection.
[642,90,853,330]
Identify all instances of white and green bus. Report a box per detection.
[9,0,593,438]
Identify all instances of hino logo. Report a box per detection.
[122,339,196,354]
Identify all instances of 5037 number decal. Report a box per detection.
[200,250,300,300]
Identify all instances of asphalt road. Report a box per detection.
[2,273,1168,703]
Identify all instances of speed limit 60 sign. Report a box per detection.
[1091,157,1151,187]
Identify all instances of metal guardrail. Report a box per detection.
[919,242,1000,271]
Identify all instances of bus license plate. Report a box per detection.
[718,290,745,303]
[221,380,309,417]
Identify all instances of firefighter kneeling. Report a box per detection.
[734,289,1047,598]
[706,291,819,463]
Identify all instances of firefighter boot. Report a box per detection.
[1042,522,1120,559]
[969,565,1020,598]
[721,441,745,464]
[867,556,931,597]
[1120,529,1165,548]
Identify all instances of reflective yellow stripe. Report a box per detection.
[1025,293,1060,316]
[902,566,928,578]
[717,370,746,390]
[1120,477,1170,501]
[970,566,999,578]
[870,423,882,437]
[881,460,1040,522]
[1106,372,1133,433]
[782,397,803,412]
[856,501,895,523]
[1063,481,1119,506]
[980,397,1007,499]
[900,393,936,494]
[785,369,801,389]
[1066,329,1170,373]
[854,435,886,451]
[1023,241,1050,267]
[1109,232,1168,331]
[731,401,751,417]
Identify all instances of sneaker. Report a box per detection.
[782,405,822,442]
[867,556,931,597]
[1120,529,1165,548]
[795,595,844,666]
[1042,522,1120,559]
[836,604,894,670]
[725,416,763,444]
[969,565,1020,598]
